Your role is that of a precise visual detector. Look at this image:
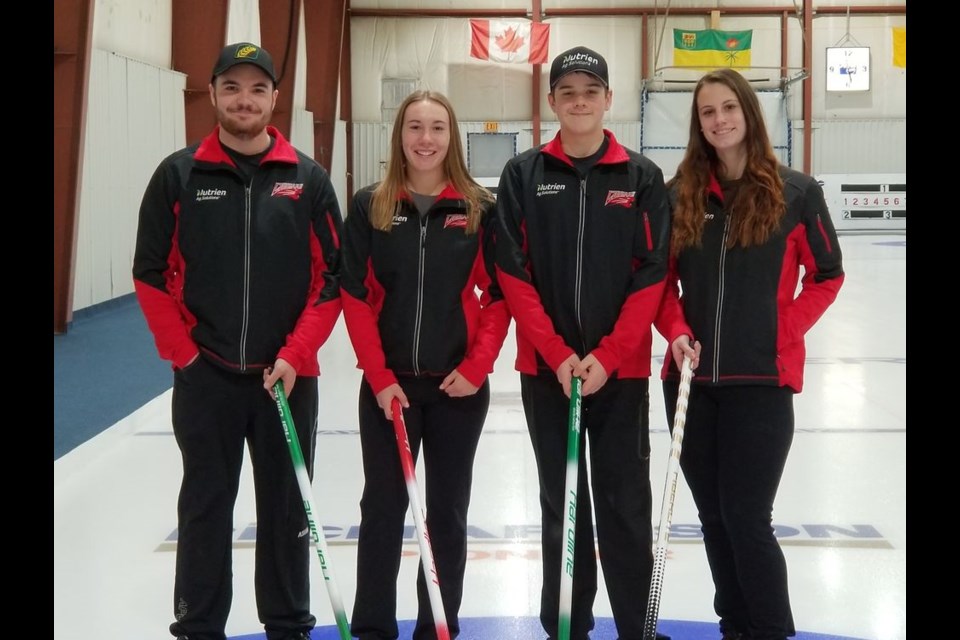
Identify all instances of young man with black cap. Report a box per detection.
[495,46,672,640]
[133,42,344,640]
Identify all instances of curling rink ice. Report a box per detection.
[54,234,906,640]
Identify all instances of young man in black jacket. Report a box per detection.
[495,46,672,640]
[133,42,343,640]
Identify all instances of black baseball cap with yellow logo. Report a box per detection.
[211,42,278,85]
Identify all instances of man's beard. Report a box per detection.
[217,107,269,139]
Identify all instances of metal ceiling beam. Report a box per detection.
[53,0,94,334]
[172,0,229,146]
[260,0,303,140]
[304,0,347,174]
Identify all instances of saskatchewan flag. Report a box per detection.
[674,29,752,69]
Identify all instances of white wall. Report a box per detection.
[811,14,907,119]
[73,50,186,310]
[348,4,905,123]
[349,16,655,123]
[92,0,172,68]
[226,0,261,43]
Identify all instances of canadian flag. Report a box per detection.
[470,19,550,64]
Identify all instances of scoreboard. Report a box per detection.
[815,174,906,232]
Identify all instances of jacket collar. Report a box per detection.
[541,129,630,167]
[399,183,466,204]
[707,172,724,202]
[194,125,299,167]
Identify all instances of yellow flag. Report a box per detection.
[892,27,906,68]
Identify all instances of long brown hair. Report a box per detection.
[669,68,785,251]
[370,90,493,233]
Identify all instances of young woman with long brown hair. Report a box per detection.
[656,68,845,640]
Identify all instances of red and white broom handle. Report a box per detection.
[390,398,451,640]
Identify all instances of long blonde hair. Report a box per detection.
[370,90,493,233]
[669,68,785,251]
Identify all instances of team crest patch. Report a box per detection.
[604,190,636,207]
[444,214,469,229]
[271,182,303,200]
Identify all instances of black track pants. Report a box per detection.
[521,373,656,640]
[351,376,490,640]
[663,382,796,640]
[168,356,318,640]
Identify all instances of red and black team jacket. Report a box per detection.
[655,166,845,393]
[495,130,671,379]
[340,184,511,394]
[132,126,343,377]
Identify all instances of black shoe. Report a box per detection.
[656,633,672,640]
[721,632,744,640]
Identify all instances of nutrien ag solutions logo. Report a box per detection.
[561,51,599,71]
[536,183,566,197]
[196,188,227,202]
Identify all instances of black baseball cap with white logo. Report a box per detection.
[211,42,278,85]
[549,46,609,90]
